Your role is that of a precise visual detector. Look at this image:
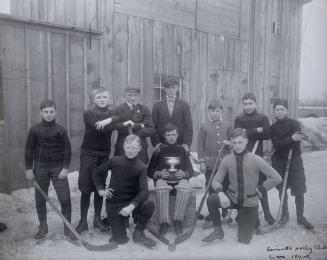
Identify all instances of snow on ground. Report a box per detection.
[0,151,327,260]
[299,117,327,150]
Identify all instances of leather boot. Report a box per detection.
[133,229,156,248]
[202,225,224,243]
[34,223,48,239]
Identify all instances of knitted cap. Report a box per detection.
[273,98,288,109]
[208,99,223,110]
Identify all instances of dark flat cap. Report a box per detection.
[162,76,179,88]
[273,98,288,109]
[208,99,223,110]
[125,85,141,93]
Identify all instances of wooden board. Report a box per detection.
[153,21,164,75]
[182,28,192,104]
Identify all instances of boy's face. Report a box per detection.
[164,85,178,99]
[125,91,139,105]
[164,129,178,145]
[94,91,110,108]
[231,136,248,154]
[242,99,257,114]
[274,105,288,120]
[40,106,56,122]
[209,108,222,121]
[124,140,141,159]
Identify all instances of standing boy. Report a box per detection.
[202,128,281,244]
[151,77,193,152]
[148,123,194,235]
[25,99,75,240]
[91,135,156,248]
[271,98,313,230]
[234,93,274,225]
[76,88,124,234]
[113,86,154,164]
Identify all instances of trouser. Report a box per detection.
[34,162,72,226]
[207,193,258,244]
[107,200,154,243]
[205,169,229,195]
[258,172,272,219]
[155,179,192,224]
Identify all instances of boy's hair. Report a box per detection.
[231,128,248,139]
[164,123,179,134]
[273,98,288,109]
[208,99,223,110]
[124,134,141,145]
[242,93,256,102]
[90,88,110,101]
[40,99,56,110]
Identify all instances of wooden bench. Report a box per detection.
[148,189,196,229]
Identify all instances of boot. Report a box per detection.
[0,223,7,232]
[204,215,211,221]
[93,217,110,232]
[222,208,228,218]
[34,223,48,239]
[133,229,156,248]
[202,225,224,243]
[75,220,88,234]
[279,211,289,226]
[109,236,129,245]
[198,214,205,220]
[174,220,183,235]
[297,216,314,230]
[264,214,275,226]
[159,223,169,236]
[64,226,77,240]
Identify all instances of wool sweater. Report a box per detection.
[197,119,233,170]
[147,143,194,182]
[234,110,271,156]
[271,117,302,160]
[81,106,123,156]
[25,119,71,169]
[212,152,282,207]
[91,155,149,208]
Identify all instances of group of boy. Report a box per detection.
[21,75,313,248]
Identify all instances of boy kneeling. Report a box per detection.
[148,123,194,235]
[91,135,156,247]
[202,128,282,244]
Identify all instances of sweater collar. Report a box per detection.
[41,119,56,127]
[124,155,138,162]
[243,109,257,117]
[93,105,109,112]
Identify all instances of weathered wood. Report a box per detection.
[56,0,66,24]
[65,33,71,136]
[76,0,86,28]
[163,23,174,76]
[86,38,100,107]
[47,0,56,23]
[234,39,241,72]
[86,0,98,30]
[47,31,52,99]
[199,31,208,125]
[115,0,196,29]
[66,0,76,26]
[153,21,164,75]
[173,26,183,77]
[240,0,251,41]
[182,28,192,103]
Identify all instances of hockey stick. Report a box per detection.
[171,144,227,249]
[146,224,170,245]
[34,181,117,251]
[260,149,293,234]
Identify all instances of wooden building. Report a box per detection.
[0,0,309,193]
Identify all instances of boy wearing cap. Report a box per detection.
[234,93,275,226]
[151,77,193,152]
[202,128,281,244]
[113,86,154,164]
[271,98,314,230]
[197,99,233,220]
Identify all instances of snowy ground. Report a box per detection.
[0,151,327,260]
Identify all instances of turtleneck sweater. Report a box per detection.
[91,155,149,208]
[25,119,71,169]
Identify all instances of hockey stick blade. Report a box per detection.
[146,225,170,245]
[34,181,117,251]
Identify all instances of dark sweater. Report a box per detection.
[81,106,122,156]
[25,119,71,169]
[271,117,302,159]
[234,110,271,156]
[91,155,149,208]
[147,144,194,181]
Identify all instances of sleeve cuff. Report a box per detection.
[96,186,104,192]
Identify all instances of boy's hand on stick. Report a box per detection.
[182,144,190,152]
[98,188,114,199]
[25,169,34,180]
[199,162,206,173]
[119,204,135,216]
[95,118,112,130]
[218,192,230,208]
[154,143,162,153]
[58,169,68,179]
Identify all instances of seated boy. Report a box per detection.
[148,123,194,235]
[271,98,314,230]
[91,135,156,248]
[202,128,282,244]
[25,99,75,240]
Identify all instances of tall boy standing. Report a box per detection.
[91,135,156,248]
[25,99,74,240]
[76,88,124,234]
[202,129,281,244]
[271,98,313,230]
[234,93,274,225]
[113,86,154,164]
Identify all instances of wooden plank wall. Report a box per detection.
[1,0,305,192]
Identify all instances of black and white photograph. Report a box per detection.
[0,0,326,259]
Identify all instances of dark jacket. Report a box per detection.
[113,102,154,164]
[151,98,193,147]
[234,110,271,156]
[25,119,71,169]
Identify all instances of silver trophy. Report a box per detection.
[164,157,181,173]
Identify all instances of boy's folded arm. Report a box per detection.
[91,160,113,187]
[271,133,293,150]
